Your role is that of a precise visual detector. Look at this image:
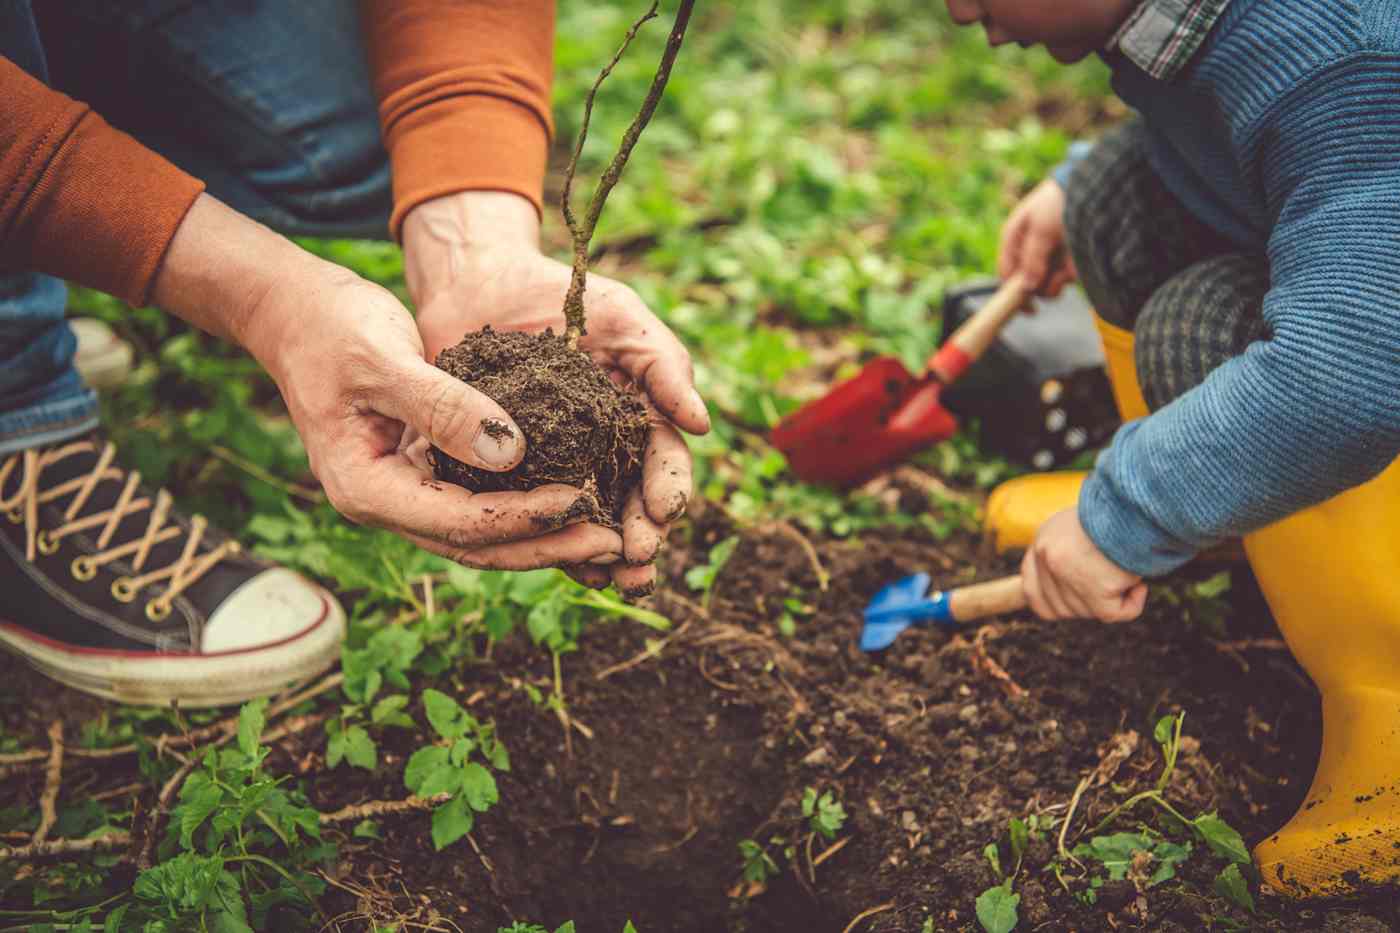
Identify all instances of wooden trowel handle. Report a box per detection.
[947,575,1027,623]
[926,276,1032,384]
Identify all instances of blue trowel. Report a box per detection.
[860,573,1026,651]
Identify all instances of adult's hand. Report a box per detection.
[153,194,624,569]
[401,190,710,595]
[1021,508,1147,623]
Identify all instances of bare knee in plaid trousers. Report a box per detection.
[1063,121,1273,413]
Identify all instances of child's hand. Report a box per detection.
[1021,509,1147,623]
[999,179,1077,298]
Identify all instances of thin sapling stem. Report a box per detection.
[560,0,696,345]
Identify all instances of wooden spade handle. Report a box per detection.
[926,276,1032,384]
[947,575,1026,623]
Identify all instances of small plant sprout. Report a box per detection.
[403,689,511,850]
[801,786,847,840]
[559,0,697,345]
[738,838,780,885]
[685,535,739,610]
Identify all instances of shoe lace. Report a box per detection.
[0,439,239,621]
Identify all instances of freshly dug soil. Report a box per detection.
[5,490,1400,931]
[430,327,649,525]
[304,509,1395,932]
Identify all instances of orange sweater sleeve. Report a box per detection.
[0,57,204,307]
[360,0,556,240]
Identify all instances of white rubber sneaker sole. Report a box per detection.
[0,592,345,708]
[69,318,135,391]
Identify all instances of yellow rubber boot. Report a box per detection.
[1248,458,1400,897]
[985,315,1148,553]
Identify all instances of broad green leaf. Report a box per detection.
[1075,833,1153,881]
[526,589,568,647]
[555,923,577,933]
[103,905,129,933]
[371,694,415,728]
[450,737,475,767]
[417,763,462,798]
[623,924,639,933]
[353,819,382,840]
[326,729,347,769]
[1147,840,1191,886]
[431,795,473,850]
[486,738,511,772]
[422,689,466,740]
[238,698,268,758]
[975,880,1019,933]
[344,725,377,770]
[178,781,224,849]
[404,746,450,794]
[462,763,500,812]
[1193,813,1250,864]
[1214,863,1255,912]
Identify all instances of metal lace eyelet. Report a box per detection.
[36,530,59,555]
[4,507,20,525]
[111,577,138,603]
[145,600,172,623]
[71,556,96,582]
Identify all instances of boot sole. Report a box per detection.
[0,594,344,708]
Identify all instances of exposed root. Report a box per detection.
[1057,775,1091,872]
[0,831,130,864]
[14,722,65,882]
[761,520,829,591]
[33,720,64,845]
[970,624,1028,698]
[595,618,695,680]
[841,901,896,933]
[811,834,851,870]
[320,794,451,826]
[1208,637,1289,674]
[698,652,740,691]
[137,753,201,869]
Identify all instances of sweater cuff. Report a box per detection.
[7,110,204,308]
[1078,454,1201,577]
[1051,140,1095,192]
[385,95,549,241]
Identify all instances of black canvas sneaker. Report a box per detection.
[0,433,344,707]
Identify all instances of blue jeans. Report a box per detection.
[0,0,391,456]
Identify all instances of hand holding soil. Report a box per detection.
[154,194,625,570]
[404,191,709,594]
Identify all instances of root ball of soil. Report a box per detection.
[429,327,649,527]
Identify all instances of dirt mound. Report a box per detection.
[430,327,649,526]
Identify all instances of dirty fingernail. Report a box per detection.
[472,418,520,470]
[590,552,623,566]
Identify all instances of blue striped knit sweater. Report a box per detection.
[1068,0,1400,577]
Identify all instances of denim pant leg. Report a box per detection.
[0,2,97,456]
[0,0,393,455]
[35,0,393,240]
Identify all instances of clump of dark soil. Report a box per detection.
[430,327,649,525]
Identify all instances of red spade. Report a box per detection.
[771,276,1031,487]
